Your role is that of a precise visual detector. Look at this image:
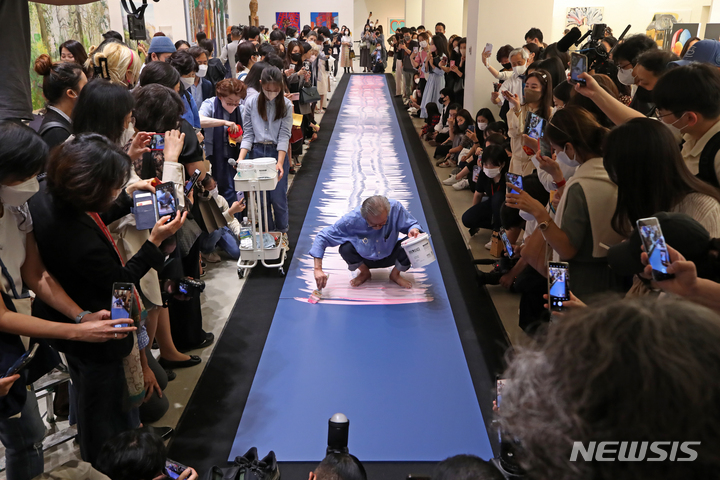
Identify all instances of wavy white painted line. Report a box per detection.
[295,76,434,305]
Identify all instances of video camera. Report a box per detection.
[122,0,161,40]
[162,277,206,305]
[558,23,631,80]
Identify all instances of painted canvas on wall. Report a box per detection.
[669,23,699,56]
[389,19,405,35]
[186,0,229,55]
[311,12,338,28]
[565,7,604,28]
[28,1,110,110]
[277,12,300,31]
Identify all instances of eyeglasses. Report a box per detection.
[367,220,387,228]
[653,110,678,120]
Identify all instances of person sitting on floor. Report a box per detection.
[310,195,423,289]
[197,174,246,262]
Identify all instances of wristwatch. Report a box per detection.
[538,219,551,231]
[74,310,91,324]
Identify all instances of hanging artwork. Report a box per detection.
[669,23,699,56]
[310,12,338,29]
[186,0,229,57]
[28,1,110,110]
[565,7,604,28]
[276,12,300,31]
[389,19,405,35]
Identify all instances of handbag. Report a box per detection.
[299,86,321,105]
[291,113,304,143]
[350,49,356,59]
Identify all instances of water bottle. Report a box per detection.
[239,217,253,249]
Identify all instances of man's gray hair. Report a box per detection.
[509,47,529,60]
[360,195,391,219]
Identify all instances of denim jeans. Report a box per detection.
[248,143,289,233]
[199,226,240,259]
[0,388,46,480]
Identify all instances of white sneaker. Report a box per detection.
[453,178,470,190]
[485,240,493,250]
[442,175,457,185]
[408,107,418,113]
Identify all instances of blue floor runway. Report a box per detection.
[229,75,492,462]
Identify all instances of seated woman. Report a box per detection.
[28,134,185,466]
[505,106,625,298]
[437,109,474,167]
[461,145,510,242]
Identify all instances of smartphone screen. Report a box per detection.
[237,191,245,203]
[149,134,165,151]
[413,46,418,53]
[548,262,570,312]
[496,377,506,408]
[111,282,133,328]
[155,182,177,220]
[467,124,475,133]
[499,228,513,257]
[450,60,455,67]
[506,172,523,193]
[184,169,201,197]
[524,112,546,140]
[637,217,675,281]
[570,53,587,84]
[3,343,39,378]
[165,460,187,480]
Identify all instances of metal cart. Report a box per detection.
[234,162,287,278]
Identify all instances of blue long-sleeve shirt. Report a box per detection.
[240,93,294,153]
[309,199,422,260]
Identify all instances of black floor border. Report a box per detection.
[167,75,352,474]
[385,73,510,456]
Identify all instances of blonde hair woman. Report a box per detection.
[86,42,142,87]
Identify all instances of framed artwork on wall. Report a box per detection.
[389,18,405,35]
[277,12,300,31]
[669,23,699,56]
[311,12,338,28]
[565,7,604,28]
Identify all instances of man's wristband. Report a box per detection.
[74,310,91,324]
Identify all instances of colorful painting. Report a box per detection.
[565,7,604,28]
[276,12,300,31]
[389,18,405,35]
[28,1,110,110]
[310,12,338,29]
[186,0,229,55]
[670,23,699,56]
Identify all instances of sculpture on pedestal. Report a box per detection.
[249,0,259,27]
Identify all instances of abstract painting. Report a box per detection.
[670,23,699,56]
[565,7,604,28]
[276,12,300,31]
[389,18,405,35]
[310,12,338,29]
[28,1,110,110]
[186,0,229,53]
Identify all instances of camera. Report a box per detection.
[162,277,206,304]
[327,413,349,455]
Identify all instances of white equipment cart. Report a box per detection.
[234,158,287,278]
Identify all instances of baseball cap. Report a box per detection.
[672,39,720,67]
[148,36,177,55]
[607,212,711,276]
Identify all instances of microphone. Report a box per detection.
[228,158,238,167]
[557,27,582,52]
[575,29,592,47]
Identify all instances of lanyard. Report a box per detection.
[0,255,20,299]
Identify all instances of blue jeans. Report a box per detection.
[248,143,289,233]
[199,226,240,259]
[0,388,45,480]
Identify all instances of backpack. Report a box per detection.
[697,131,720,188]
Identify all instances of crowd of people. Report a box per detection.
[3,0,720,477]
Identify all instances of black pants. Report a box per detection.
[514,267,551,335]
[168,240,206,350]
[339,239,411,272]
[66,355,133,466]
[462,188,506,231]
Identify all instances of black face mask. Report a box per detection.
[502,62,512,70]
[458,122,468,132]
[291,53,302,62]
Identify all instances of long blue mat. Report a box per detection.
[229,75,492,462]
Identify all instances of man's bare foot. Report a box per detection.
[350,266,372,287]
[390,268,412,289]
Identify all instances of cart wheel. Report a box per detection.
[238,268,246,279]
[278,267,285,277]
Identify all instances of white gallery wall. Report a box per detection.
[228,0,354,35]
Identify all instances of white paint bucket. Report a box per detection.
[236,157,277,180]
[401,233,436,268]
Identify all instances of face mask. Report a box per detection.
[477,122,488,131]
[556,145,580,167]
[430,45,437,53]
[665,113,688,136]
[483,167,501,178]
[617,67,635,86]
[519,210,535,222]
[209,187,219,199]
[404,36,411,42]
[263,89,279,101]
[310,55,317,62]
[291,53,302,62]
[0,177,39,207]
[197,64,208,78]
[454,47,459,53]
[512,64,527,77]
[181,76,195,89]
[419,40,428,48]
[294,33,299,38]
[524,88,541,104]
[502,62,512,70]
[415,78,420,84]
[458,122,468,132]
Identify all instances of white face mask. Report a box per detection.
[419,40,428,49]
[180,76,195,89]
[209,187,219,199]
[0,177,39,207]
[556,145,580,168]
[263,89,279,101]
[310,55,317,63]
[617,67,635,86]
[477,122,488,131]
[454,47,459,53]
[483,167,501,178]
[415,78,420,84]
[519,210,535,222]
[664,113,688,137]
[197,64,208,78]
[512,64,527,77]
